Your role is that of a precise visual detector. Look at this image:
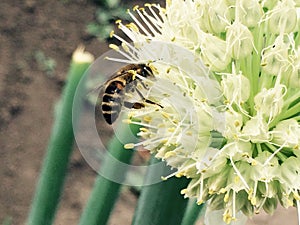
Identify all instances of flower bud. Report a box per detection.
[267,0,297,34]
[272,119,300,149]
[254,84,286,121]
[242,116,271,143]
[201,0,230,34]
[237,0,263,28]
[226,21,254,59]
[221,71,251,105]
[200,33,231,71]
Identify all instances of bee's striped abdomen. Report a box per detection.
[101,81,125,124]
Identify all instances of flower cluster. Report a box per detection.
[110,0,300,224]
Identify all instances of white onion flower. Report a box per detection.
[108,1,300,224]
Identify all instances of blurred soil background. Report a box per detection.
[0,0,298,224]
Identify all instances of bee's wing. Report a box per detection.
[87,68,130,95]
[86,83,104,96]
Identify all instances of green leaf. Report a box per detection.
[181,200,206,225]
[27,50,93,225]
[78,123,140,225]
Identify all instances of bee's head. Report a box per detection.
[139,63,156,78]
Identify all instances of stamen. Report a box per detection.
[105,57,139,64]
[135,8,159,36]
[230,156,250,191]
[123,119,158,129]
[127,10,152,37]
[145,4,164,24]
[107,44,138,62]
[112,33,141,56]
[198,173,204,204]
[232,191,236,220]
[263,141,287,166]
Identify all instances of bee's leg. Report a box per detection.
[135,88,163,108]
[124,101,145,109]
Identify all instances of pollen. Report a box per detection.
[109,30,114,38]
[124,143,135,149]
[180,188,187,194]
[109,44,120,51]
[133,5,139,11]
[143,116,152,122]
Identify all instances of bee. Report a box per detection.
[100,63,162,124]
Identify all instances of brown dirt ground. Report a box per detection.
[0,1,298,225]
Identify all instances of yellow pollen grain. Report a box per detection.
[219,188,226,194]
[161,176,167,181]
[261,62,267,66]
[124,143,135,149]
[180,189,187,194]
[160,139,168,144]
[158,123,166,128]
[234,120,240,127]
[126,23,139,32]
[234,176,240,184]
[128,112,135,118]
[223,213,232,224]
[208,189,215,195]
[133,5,139,11]
[109,44,119,51]
[224,193,229,203]
[175,172,184,178]
[196,200,203,205]
[161,112,170,119]
[145,3,151,7]
[161,8,166,14]
[109,30,115,38]
[224,99,230,105]
[186,131,193,136]
[287,199,293,207]
[233,134,239,140]
[293,192,300,200]
[143,116,152,122]
[168,127,175,132]
[140,127,149,132]
[115,19,122,24]
[165,151,176,158]
[250,197,257,205]
[121,42,130,52]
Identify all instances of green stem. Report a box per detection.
[181,200,205,225]
[132,157,189,225]
[283,89,300,108]
[264,143,287,162]
[294,30,300,47]
[27,50,93,225]
[78,123,139,225]
[280,102,300,119]
[256,143,262,155]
